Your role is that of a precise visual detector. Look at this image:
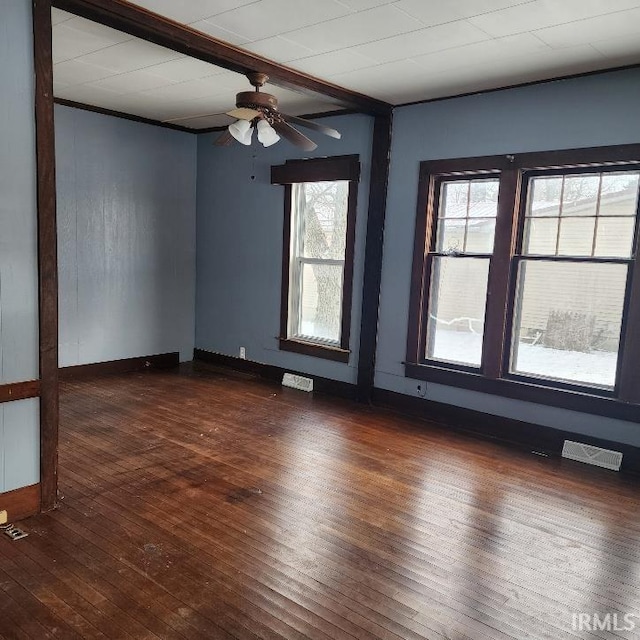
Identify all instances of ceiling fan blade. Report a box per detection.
[226,107,261,120]
[272,120,317,151]
[282,114,341,139]
[214,129,235,146]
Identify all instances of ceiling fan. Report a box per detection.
[215,72,341,151]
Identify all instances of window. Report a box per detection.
[407,147,640,419]
[272,156,359,362]
[425,176,499,367]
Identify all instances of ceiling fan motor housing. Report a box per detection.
[236,91,278,111]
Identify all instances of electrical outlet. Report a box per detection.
[417,383,427,398]
[239,347,246,360]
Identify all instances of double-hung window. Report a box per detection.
[407,146,640,419]
[272,155,359,362]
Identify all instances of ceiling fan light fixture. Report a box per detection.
[257,118,280,147]
[228,119,253,145]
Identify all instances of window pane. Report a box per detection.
[437,218,465,253]
[440,181,468,216]
[465,218,496,253]
[528,176,562,217]
[426,257,489,367]
[296,181,349,260]
[600,172,639,216]
[296,262,343,344]
[468,179,499,216]
[557,217,596,256]
[594,217,636,258]
[510,260,627,389]
[437,178,499,254]
[523,217,558,255]
[561,174,599,216]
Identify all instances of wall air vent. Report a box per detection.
[562,440,623,471]
[282,373,314,392]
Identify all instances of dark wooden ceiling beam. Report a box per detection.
[52,0,392,116]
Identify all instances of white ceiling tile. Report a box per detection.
[78,40,183,73]
[353,20,491,64]
[84,70,177,94]
[533,8,640,49]
[52,19,132,63]
[208,70,258,91]
[400,43,609,102]
[137,77,234,102]
[143,57,225,82]
[395,0,536,27]
[204,0,351,41]
[410,33,549,74]
[150,100,229,120]
[284,5,419,53]
[54,83,126,105]
[290,49,378,76]
[592,33,640,59]
[188,19,252,45]
[126,0,260,24]
[51,8,74,25]
[54,59,116,85]
[334,0,396,10]
[328,59,423,97]
[469,0,640,38]
[164,114,234,128]
[243,36,316,61]
[62,16,133,41]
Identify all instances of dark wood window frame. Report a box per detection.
[406,144,640,422]
[272,155,360,363]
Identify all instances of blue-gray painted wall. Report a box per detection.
[55,105,198,365]
[195,114,373,383]
[0,0,40,492]
[377,68,640,446]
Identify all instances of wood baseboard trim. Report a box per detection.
[372,388,640,475]
[60,352,180,381]
[0,381,40,404]
[193,348,357,400]
[0,484,41,522]
[192,350,640,475]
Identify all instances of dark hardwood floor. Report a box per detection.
[2,364,640,639]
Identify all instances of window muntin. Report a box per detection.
[423,177,499,368]
[436,178,499,254]
[523,171,640,258]
[288,181,350,346]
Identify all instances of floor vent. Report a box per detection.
[282,373,314,392]
[562,440,623,471]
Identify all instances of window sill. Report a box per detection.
[279,338,350,363]
[404,362,640,422]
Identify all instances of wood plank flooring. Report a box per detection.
[1,363,640,639]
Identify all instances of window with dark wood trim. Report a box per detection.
[406,145,640,421]
[272,155,360,362]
